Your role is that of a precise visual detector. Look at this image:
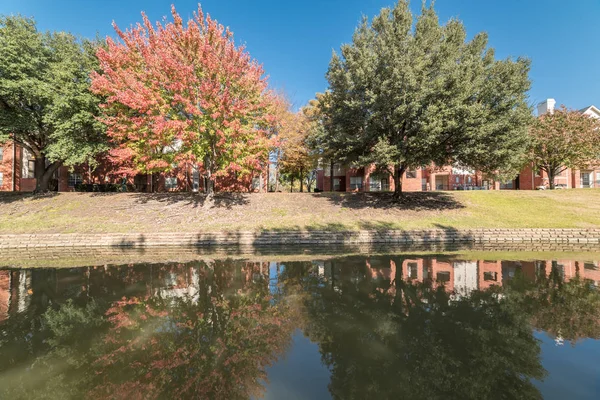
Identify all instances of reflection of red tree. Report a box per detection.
[88,283,294,399]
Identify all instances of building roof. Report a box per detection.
[579,105,600,118]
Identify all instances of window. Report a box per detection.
[165,177,178,190]
[369,174,389,192]
[0,172,3,187]
[467,176,472,184]
[455,176,460,183]
[483,272,498,282]
[350,176,362,190]
[369,177,382,192]
[252,177,261,190]
[0,147,3,162]
[581,172,592,188]
[333,178,341,191]
[406,169,417,179]
[436,271,451,283]
[27,160,35,179]
[407,262,418,279]
[500,180,514,189]
[584,262,598,271]
[68,173,83,187]
[324,164,346,177]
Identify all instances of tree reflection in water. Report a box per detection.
[0,261,296,399]
[284,258,547,400]
[0,255,599,399]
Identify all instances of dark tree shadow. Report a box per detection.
[86,192,251,209]
[432,223,476,242]
[0,192,59,204]
[312,191,464,211]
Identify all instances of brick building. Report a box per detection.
[0,140,269,193]
[315,163,496,193]
[315,99,600,193]
[0,141,75,192]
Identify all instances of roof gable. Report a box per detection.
[579,105,600,119]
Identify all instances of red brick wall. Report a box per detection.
[399,168,423,191]
[57,166,72,192]
[518,165,536,190]
[320,175,346,192]
[0,142,16,191]
[478,260,502,290]
[0,142,36,192]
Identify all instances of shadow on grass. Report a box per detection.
[87,191,251,209]
[0,192,59,204]
[312,191,464,211]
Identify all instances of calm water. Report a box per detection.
[0,255,599,399]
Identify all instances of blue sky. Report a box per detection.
[1,0,598,110]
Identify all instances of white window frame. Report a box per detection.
[68,173,83,187]
[0,147,3,162]
[0,172,3,187]
[369,176,382,192]
[165,177,178,190]
[350,176,363,190]
[581,172,592,188]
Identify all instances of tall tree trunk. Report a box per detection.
[34,155,61,193]
[204,154,214,196]
[290,176,294,193]
[300,167,304,193]
[393,164,405,198]
[547,168,556,190]
[329,160,334,192]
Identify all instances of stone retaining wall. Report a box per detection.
[1,229,600,250]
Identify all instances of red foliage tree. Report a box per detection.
[91,5,279,194]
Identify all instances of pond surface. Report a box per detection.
[0,254,599,399]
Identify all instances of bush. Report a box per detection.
[74,183,122,192]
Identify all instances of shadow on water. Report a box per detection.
[312,191,465,211]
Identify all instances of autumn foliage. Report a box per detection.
[91,5,279,192]
[529,106,600,189]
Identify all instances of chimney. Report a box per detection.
[537,98,556,116]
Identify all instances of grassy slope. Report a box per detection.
[0,189,599,234]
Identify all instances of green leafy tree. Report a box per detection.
[0,15,106,192]
[529,106,600,189]
[307,92,351,192]
[325,1,532,196]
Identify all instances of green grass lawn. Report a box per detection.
[0,189,598,234]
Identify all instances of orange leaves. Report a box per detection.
[91,4,281,180]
